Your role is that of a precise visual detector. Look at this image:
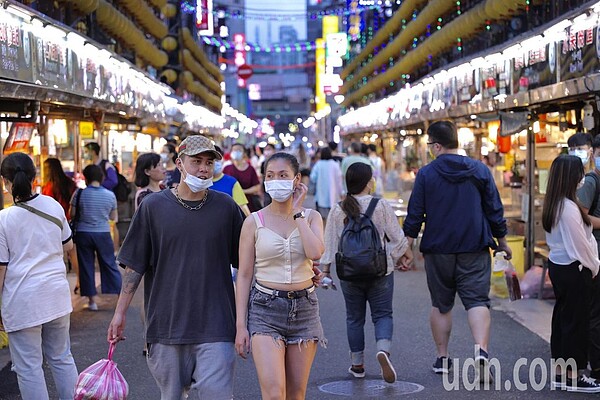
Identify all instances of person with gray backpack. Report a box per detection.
[321,162,413,383]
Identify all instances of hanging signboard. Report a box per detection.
[0,13,33,82]
[455,68,479,104]
[196,0,214,36]
[4,122,35,153]
[79,121,95,140]
[33,34,71,88]
[512,43,557,93]
[481,60,511,99]
[559,25,597,81]
[0,6,174,121]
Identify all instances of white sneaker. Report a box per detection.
[88,302,98,311]
[348,365,365,378]
[377,351,397,384]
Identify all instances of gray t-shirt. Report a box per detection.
[577,173,600,252]
[117,189,244,345]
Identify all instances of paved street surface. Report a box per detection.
[0,265,594,399]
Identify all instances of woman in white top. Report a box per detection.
[542,154,600,392]
[321,162,413,384]
[235,152,325,400]
[0,152,78,399]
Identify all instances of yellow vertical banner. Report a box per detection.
[315,39,326,112]
[322,15,339,37]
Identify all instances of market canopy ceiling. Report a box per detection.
[341,0,527,107]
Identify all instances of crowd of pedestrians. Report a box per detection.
[5,121,600,398]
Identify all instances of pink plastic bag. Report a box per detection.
[74,343,129,400]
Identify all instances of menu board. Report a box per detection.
[0,16,33,82]
[559,26,598,81]
[4,122,35,153]
[512,43,557,92]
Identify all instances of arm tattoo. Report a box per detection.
[122,268,143,295]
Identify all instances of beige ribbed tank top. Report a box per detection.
[252,210,315,284]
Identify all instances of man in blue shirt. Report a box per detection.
[83,142,118,190]
[403,120,511,381]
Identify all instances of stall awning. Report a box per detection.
[340,0,427,81]
[116,0,168,40]
[342,0,526,107]
[341,0,455,94]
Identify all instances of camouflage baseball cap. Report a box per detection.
[178,135,222,160]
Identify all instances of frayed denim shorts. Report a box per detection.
[247,286,327,347]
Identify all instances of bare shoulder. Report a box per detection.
[242,213,258,231]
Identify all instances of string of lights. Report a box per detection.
[181,1,382,21]
[218,58,316,70]
[202,36,326,53]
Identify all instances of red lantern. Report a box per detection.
[498,135,511,153]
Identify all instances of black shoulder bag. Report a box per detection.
[70,189,82,238]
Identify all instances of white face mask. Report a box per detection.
[181,164,213,193]
[160,153,169,163]
[231,150,243,161]
[578,176,586,190]
[265,179,295,202]
[569,149,589,165]
[213,160,223,175]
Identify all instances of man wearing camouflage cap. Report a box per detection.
[108,135,245,399]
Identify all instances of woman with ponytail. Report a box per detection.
[0,152,78,399]
[321,162,413,384]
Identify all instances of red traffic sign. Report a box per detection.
[237,64,253,80]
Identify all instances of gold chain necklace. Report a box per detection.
[173,187,208,211]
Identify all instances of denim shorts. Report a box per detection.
[247,286,327,347]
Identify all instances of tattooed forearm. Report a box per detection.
[122,268,143,295]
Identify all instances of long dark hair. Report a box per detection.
[264,152,300,175]
[44,158,75,204]
[1,152,36,201]
[542,155,590,232]
[341,162,373,221]
[135,153,161,187]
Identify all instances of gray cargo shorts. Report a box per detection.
[424,251,491,314]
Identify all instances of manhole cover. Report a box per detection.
[318,380,424,397]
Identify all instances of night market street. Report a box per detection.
[0,265,589,399]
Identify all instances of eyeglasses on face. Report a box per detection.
[427,142,439,145]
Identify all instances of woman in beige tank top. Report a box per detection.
[235,153,326,400]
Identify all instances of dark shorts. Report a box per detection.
[424,251,491,314]
[247,286,326,347]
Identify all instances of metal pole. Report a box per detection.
[526,121,536,271]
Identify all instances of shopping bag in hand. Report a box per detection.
[74,342,128,400]
[503,261,522,302]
